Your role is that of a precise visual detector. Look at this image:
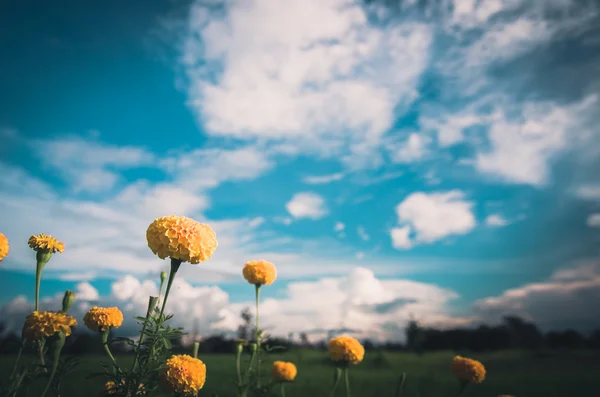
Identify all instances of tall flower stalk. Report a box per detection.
[328,336,365,397]
[28,234,64,311]
[84,306,124,375]
[242,259,277,390]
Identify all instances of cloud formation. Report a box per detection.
[474,258,600,333]
[0,267,467,342]
[285,192,328,220]
[391,191,476,249]
[180,0,432,167]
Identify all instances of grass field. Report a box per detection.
[1,349,598,397]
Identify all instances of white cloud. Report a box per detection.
[357,226,370,241]
[392,191,476,249]
[355,252,365,260]
[0,276,231,340]
[55,272,97,282]
[303,173,345,185]
[0,268,467,342]
[390,133,430,163]
[485,214,508,227]
[334,222,345,232]
[474,259,600,332]
[180,0,432,165]
[217,267,466,341]
[475,95,598,185]
[587,213,600,228]
[32,137,155,193]
[285,192,328,220]
[0,138,285,282]
[390,226,412,249]
[576,185,600,201]
[464,18,553,68]
[161,146,274,190]
[448,0,517,30]
[421,111,494,147]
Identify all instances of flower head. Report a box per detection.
[84,306,124,332]
[451,356,486,384]
[0,232,9,262]
[28,233,65,253]
[161,354,207,395]
[242,260,277,286]
[146,216,217,264]
[271,361,297,382]
[328,336,365,365]
[22,311,77,341]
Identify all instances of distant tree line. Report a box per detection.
[1,312,600,355]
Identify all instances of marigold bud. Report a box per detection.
[61,290,75,313]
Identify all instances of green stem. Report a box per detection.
[394,372,407,397]
[159,258,182,321]
[255,284,262,388]
[236,347,243,385]
[131,296,158,373]
[193,342,200,359]
[242,348,257,396]
[101,329,118,375]
[35,261,44,311]
[38,339,47,372]
[40,332,65,397]
[9,345,23,379]
[344,368,351,397]
[280,383,286,397]
[329,367,342,397]
[10,371,27,397]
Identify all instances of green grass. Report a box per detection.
[1,349,598,397]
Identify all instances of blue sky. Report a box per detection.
[1,0,600,341]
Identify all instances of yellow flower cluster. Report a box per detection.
[84,307,124,332]
[161,354,207,395]
[271,361,297,382]
[146,215,217,264]
[28,233,65,253]
[242,260,277,286]
[0,232,9,262]
[328,336,365,365]
[101,380,146,396]
[22,311,77,341]
[451,356,486,384]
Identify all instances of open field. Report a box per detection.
[1,349,598,397]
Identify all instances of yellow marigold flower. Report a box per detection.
[161,354,207,396]
[242,259,277,286]
[328,336,365,365]
[84,306,124,332]
[451,356,486,384]
[0,232,9,262]
[271,361,297,382]
[28,233,65,253]
[146,215,217,264]
[22,311,77,341]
